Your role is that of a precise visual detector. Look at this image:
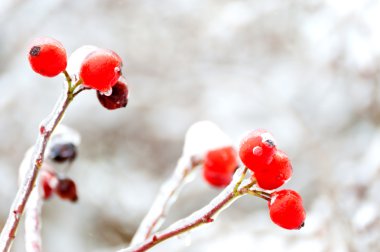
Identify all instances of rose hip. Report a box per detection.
[239,129,276,172]
[79,48,122,92]
[28,37,67,77]
[203,146,238,187]
[268,189,306,230]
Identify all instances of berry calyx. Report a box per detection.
[79,48,122,92]
[254,150,292,190]
[268,189,306,230]
[28,37,67,77]
[239,129,276,172]
[48,143,77,163]
[203,146,238,187]
[97,80,129,110]
[55,178,78,202]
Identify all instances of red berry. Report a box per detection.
[239,129,276,172]
[55,178,78,202]
[254,150,292,190]
[97,80,129,110]
[28,37,67,77]
[40,171,57,200]
[268,189,306,230]
[203,146,238,187]
[79,49,122,92]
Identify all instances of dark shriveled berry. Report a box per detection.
[55,178,78,202]
[97,81,129,110]
[48,143,77,163]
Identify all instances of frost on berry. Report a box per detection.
[203,146,239,187]
[97,80,129,110]
[50,125,81,146]
[40,170,58,200]
[239,129,277,172]
[66,45,98,81]
[48,143,77,163]
[183,121,232,158]
[28,37,67,77]
[79,48,123,92]
[46,125,80,164]
[55,178,78,202]
[254,150,293,190]
[268,189,306,230]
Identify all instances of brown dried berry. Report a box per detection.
[97,80,129,110]
[49,143,77,163]
[55,178,78,202]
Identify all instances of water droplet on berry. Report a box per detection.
[252,146,263,156]
[114,66,121,74]
[100,88,113,96]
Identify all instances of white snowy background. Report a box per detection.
[1,0,380,251]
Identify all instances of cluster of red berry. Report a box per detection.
[202,129,306,230]
[40,142,79,202]
[28,37,129,110]
[27,36,304,235]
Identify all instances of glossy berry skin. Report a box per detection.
[48,143,77,163]
[203,146,238,187]
[254,150,292,190]
[97,80,129,110]
[239,129,276,172]
[55,178,78,202]
[28,37,67,77]
[268,189,306,230]
[79,49,122,92]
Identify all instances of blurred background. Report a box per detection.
[1,0,380,251]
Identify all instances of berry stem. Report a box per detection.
[70,79,83,93]
[131,155,203,245]
[0,81,77,252]
[63,70,72,85]
[73,86,90,98]
[247,190,270,201]
[119,167,252,252]
[233,166,248,196]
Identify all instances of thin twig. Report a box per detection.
[73,86,90,98]
[119,167,255,252]
[0,83,74,252]
[24,183,43,252]
[131,155,203,245]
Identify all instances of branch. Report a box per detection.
[24,183,43,252]
[131,155,203,245]
[0,83,74,252]
[119,167,262,252]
